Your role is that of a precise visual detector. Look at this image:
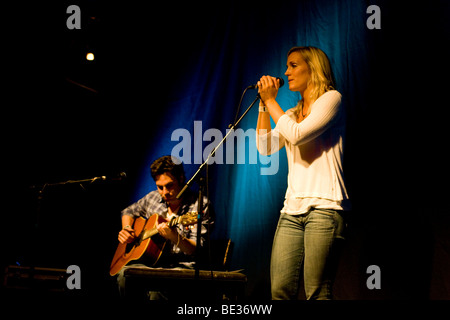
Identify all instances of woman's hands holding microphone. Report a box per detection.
[257,76,284,124]
[257,75,282,105]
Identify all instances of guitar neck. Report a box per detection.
[140,214,196,242]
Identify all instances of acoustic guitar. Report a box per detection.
[109,212,197,276]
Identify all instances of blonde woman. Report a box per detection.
[256,46,349,300]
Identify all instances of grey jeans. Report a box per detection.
[270,208,346,300]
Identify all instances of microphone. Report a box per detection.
[97,172,127,181]
[248,77,284,89]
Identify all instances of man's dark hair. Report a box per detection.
[150,156,185,184]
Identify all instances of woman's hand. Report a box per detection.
[257,75,281,105]
[257,75,285,124]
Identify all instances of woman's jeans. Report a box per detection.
[270,208,346,300]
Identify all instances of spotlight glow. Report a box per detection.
[86,52,95,61]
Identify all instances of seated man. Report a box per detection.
[116,155,213,299]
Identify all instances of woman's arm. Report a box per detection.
[256,76,286,155]
[276,91,341,146]
[256,101,272,135]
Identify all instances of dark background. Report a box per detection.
[2,0,450,302]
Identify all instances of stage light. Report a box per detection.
[86,52,95,61]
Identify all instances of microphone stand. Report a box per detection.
[32,176,106,192]
[176,91,261,279]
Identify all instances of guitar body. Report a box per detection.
[109,214,168,276]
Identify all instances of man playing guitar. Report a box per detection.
[115,155,213,299]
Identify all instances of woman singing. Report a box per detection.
[256,46,349,300]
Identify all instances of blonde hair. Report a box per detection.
[288,46,335,107]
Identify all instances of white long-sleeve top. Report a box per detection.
[256,90,349,214]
